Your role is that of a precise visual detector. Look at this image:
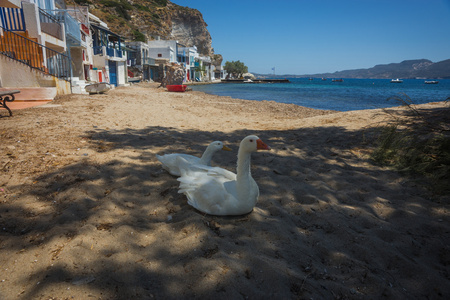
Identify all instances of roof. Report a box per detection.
[90,23,123,40]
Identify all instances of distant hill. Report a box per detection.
[255,59,450,79]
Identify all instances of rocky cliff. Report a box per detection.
[68,0,216,57]
[169,6,212,56]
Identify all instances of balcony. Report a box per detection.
[106,47,122,58]
[93,45,123,58]
[38,8,63,40]
[143,57,155,65]
[51,10,81,46]
[0,6,25,31]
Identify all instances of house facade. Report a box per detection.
[90,13,127,87]
[125,41,158,82]
[0,0,71,99]
[1,0,220,98]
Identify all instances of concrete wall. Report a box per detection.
[0,55,45,87]
[117,60,126,86]
[0,0,22,8]
[70,47,84,78]
[148,47,174,63]
[22,2,40,41]
[0,55,71,97]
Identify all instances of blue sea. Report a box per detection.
[189,78,450,111]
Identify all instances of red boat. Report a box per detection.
[166,85,187,92]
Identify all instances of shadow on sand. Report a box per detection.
[1,122,449,299]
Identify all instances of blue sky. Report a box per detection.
[171,0,450,75]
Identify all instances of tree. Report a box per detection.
[224,60,248,79]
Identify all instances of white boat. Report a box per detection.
[85,82,112,94]
[391,79,403,83]
[424,80,439,84]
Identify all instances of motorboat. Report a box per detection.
[332,79,344,82]
[391,79,403,83]
[166,84,187,92]
[424,80,439,84]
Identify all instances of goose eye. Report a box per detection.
[249,139,254,143]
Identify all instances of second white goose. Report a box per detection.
[156,141,231,176]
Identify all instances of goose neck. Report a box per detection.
[199,148,213,165]
[236,149,252,179]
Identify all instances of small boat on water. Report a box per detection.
[391,79,403,83]
[166,84,187,92]
[424,80,439,84]
[332,79,344,82]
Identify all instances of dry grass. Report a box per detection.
[371,95,450,197]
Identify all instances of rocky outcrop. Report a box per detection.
[67,0,216,57]
[160,62,185,87]
[169,7,213,56]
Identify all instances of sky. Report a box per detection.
[171,0,450,75]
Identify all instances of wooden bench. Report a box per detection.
[0,90,20,116]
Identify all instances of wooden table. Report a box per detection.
[0,90,20,116]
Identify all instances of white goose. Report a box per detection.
[156,141,231,176]
[177,135,271,216]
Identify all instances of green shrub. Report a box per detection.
[132,30,146,42]
[100,0,132,20]
[100,0,117,7]
[74,0,91,4]
[154,0,168,6]
[105,14,115,22]
[133,4,151,12]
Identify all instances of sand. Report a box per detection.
[0,82,449,299]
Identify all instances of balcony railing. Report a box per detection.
[51,10,81,45]
[93,45,123,58]
[38,8,63,39]
[93,45,102,55]
[0,25,71,81]
[0,7,25,31]
[106,47,122,58]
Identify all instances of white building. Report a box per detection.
[89,13,127,87]
[148,39,178,63]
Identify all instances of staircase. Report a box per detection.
[0,31,45,69]
[0,25,71,100]
[71,77,89,94]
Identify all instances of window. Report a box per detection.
[158,54,162,57]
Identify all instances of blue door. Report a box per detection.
[108,60,117,86]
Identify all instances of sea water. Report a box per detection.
[189,78,450,111]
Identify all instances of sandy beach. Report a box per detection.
[1,82,449,299]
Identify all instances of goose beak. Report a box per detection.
[222,145,232,151]
[256,139,271,150]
